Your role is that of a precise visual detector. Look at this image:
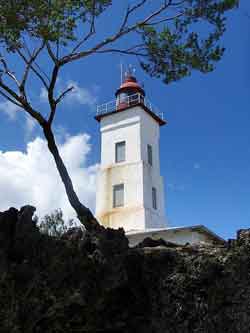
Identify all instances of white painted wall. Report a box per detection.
[95,106,167,231]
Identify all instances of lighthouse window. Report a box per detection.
[113,184,124,208]
[115,141,126,163]
[152,187,157,210]
[119,92,128,103]
[147,144,153,166]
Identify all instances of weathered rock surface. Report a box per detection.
[0,206,250,332]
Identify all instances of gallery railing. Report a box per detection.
[96,93,164,120]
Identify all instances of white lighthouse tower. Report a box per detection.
[95,71,167,232]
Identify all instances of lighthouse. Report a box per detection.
[94,71,225,246]
[95,71,167,232]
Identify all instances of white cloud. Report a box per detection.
[64,80,98,108]
[0,134,98,222]
[0,100,37,137]
[0,101,20,120]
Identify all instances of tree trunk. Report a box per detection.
[43,123,101,232]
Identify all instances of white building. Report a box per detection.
[95,74,224,246]
[95,73,166,231]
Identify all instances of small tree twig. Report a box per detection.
[71,0,97,54]
[46,42,58,64]
[0,90,23,108]
[144,12,184,25]
[19,41,46,99]
[17,49,50,91]
[119,0,148,33]
[47,64,60,125]
[55,86,74,105]
[0,57,21,88]
[0,80,46,125]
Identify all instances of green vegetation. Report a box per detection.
[36,209,77,237]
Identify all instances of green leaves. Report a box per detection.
[0,0,238,84]
[38,209,77,237]
[0,0,111,50]
[140,0,238,84]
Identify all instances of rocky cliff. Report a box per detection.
[0,206,249,332]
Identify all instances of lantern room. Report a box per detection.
[95,71,165,126]
[115,74,145,110]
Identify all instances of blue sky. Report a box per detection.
[0,1,249,240]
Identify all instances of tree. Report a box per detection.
[0,0,238,231]
[37,209,77,237]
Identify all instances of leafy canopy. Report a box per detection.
[0,0,111,48]
[0,0,238,84]
[141,0,238,83]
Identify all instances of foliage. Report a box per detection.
[0,0,238,82]
[140,0,238,83]
[0,0,111,49]
[37,209,77,237]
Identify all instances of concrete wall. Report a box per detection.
[127,229,214,248]
[100,109,142,167]
[95,106,167,231]
[96,161,145,230]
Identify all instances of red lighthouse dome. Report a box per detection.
[116,74,145,97]
[115,74,145,110]
[95,71,166,126]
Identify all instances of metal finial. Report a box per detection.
[120,60,124,85]
[125,64,136,77]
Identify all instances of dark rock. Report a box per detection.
[237,229,250,247]
[62,227,85,241]
[96,227,129,257]
[79,232,97,254]
[1,206,250,332]
[0,207,18,248]
[15,205,37,238]
[0,207,18,272]
[227,238,237,248]
[137,237,178,248]
[11,205,41,263]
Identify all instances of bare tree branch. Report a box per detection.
[171,0,186,6]
[19,41,46,99]
[0,80,46,125]
[47,2,175,126]
[0,90,23,108]
[55,86,74,105]
[56,39,60,60]
[33,61,51,83]
[119,0,147,33]
[47,64,60,125]
[0,57,21,88]
[17,49,50,91]
[46,42,58,64]
[71,0,97,54]
[144,12,184,25]
[96,44,148,57]
[97,49,147,56]
[61,1,173,65]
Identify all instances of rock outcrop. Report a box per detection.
[0,206,250,332]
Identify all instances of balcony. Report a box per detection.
[96,93,165,125]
